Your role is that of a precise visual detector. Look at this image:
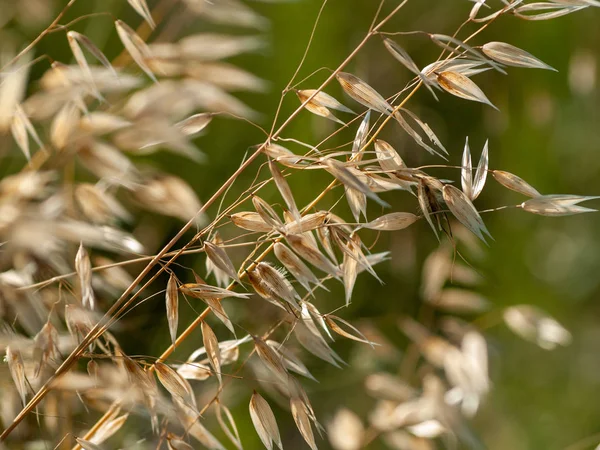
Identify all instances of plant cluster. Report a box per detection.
[0,0,598,449]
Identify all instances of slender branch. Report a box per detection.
[1,0,79,71]
[0,1,410,440]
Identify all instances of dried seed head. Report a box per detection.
[492,170,541,197]
[431,289,490,314]
[482,41,556,71]
[185,62,268,92]
[201,321,222,384]
[341,234,359,305]
[11,104,41,161]
[267,340,317,381]
[78,141,140,188]
[296,89,346,125]
[442,184,492,243]
[295,321,344,368]
[155,362,195,406]
[204,240,241,284]
[461,136,473,199]
[127,0,156,28]
[230,211,274,232]
[283,211,328,235]
[503,305,572,349]
[205,232,232,288]
[180,33,265,61]
[374,139,405,172]
[351,110,371,160]
[166,273,179,346]
[250,262,300,311]
[297,89,354,113]
[176,400,226,448]
[75,243,95,310]
[363,212,419,231]
[6,347,28,406]
[286,234,340,277]
[325,315,376,347]
[115,20,156,82]
[263,143,304,168]
[253,336,289,384]
[519,195,599,216]
[417,179,440,240]
[179,283,251,300]
[65,304,94,343]
[76,438,103,450]
[291,397,318,450]
[383,37,439,100]
[269,159,301,221]
[322,157,388,208]
[0,56,30,131]
[80,112,131,135]
[346,187,367,223]
[75,183,131,224]
[365,373,416,402]
[274,242,320,292]
[50,102,81,149]
[252,195,284,230]
[336,72,392,114]
[131,174,205,224]
[437,71,498,110]
[327,408,364,450]
[175,112,213,136]
[472,140,489,200]
[215,400,243,450]
[250,391,283,450]
[33,321,61,377]
[87,412,129,445]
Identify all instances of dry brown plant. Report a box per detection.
[0,0,597,448]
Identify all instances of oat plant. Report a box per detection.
[0,0,598,449]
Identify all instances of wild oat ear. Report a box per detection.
[165,273,179,346]
[291,396,318,450]
[383,37,439,100]
[296,89,348,125]
[274,242,320,292]
[492,170,541,197]
[201,321,222,385]
[127,0,156,29]
[115,20,157,82]
[336,72,393,115]
[443,185,493,243]
[520,195,600,216]
[250,391,283,450]
[204,240,241,284]
[75,243,95,310]
[362,212,420,231]
[482,41,557,71]
[437,71,498,110]
[269,158,301,222]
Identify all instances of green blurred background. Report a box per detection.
[5,0,600,448]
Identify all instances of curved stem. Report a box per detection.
[0,0,410,441]
[1,0,79,71]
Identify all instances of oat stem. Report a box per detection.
[0,1,410,440]
[1,0,79,71]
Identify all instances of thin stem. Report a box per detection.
[1,0,79,71]
[0,1,411,440]
[270,0,329,135]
